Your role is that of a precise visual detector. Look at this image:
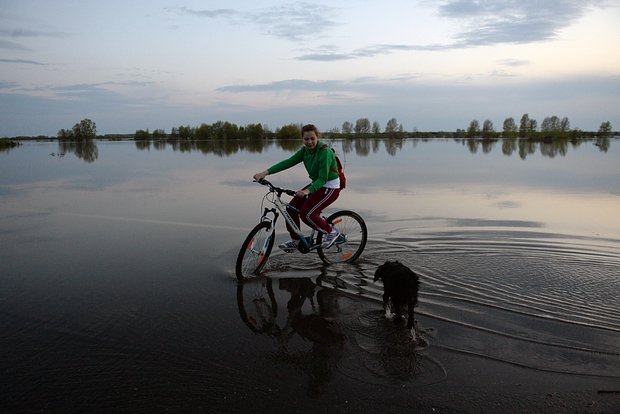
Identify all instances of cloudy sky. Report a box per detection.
[1,0,619,136]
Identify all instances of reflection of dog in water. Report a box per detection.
[374,260,420,342]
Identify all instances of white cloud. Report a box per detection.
[173,2,340,42]
[0,58,46,65]
[438,0,604,45]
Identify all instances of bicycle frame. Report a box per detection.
[257,180,321,253]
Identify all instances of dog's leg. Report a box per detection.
[408,327,417,342]
[383,295,394,319]
[407,303,417,342]
[384,303,394,319]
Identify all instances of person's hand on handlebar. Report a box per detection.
[295,189,310,198]
[253,171,268,181]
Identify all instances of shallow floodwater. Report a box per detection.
[1,138,619,412]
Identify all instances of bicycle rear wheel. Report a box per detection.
[236,221,275,280]
[317,210,367,264]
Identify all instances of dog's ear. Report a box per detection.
[374,264,386,281]
[373,267,382,281]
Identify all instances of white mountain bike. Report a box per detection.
[235,179,367,281]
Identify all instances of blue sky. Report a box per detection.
[1,0,619,136]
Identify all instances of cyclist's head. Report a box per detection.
[301,124,319,138]
[301,124,319,150]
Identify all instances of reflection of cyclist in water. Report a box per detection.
[279,278,346,397]
[237,277,346,398]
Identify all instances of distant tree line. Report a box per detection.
[131,116,612,142]
[2,115,606,160]
[33,117,615,161]
[132,118,410,143]
[10,115,598,143]
[461,114,613,140]
[133,121,267,142]
[130,131,611,159]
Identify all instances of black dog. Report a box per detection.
[374,260,420,341]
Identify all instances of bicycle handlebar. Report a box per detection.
[254,179,297,197]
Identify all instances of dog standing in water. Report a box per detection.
[374,260,420,341]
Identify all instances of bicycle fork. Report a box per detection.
[247,208,278,266]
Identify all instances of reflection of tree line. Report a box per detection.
[57,140,99,163]
[134,137,300,155]
[0,138,21,152]
[0,138,21,151]
[462,135,611,159]
[54,118,99,162]
[134,136,612,159]
[50,135,612,162]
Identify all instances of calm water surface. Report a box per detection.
[1,138,619,412]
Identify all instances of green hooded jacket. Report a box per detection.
[267,141,339,193]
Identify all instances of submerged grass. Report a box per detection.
[0,138,21,151]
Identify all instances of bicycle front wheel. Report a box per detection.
[236,221,275,280]
[237,276,278,334]
[317,210,367,264]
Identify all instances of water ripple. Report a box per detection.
[266,226,620,378]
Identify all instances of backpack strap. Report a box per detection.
[320,144,339,173]
[320,144,346,189]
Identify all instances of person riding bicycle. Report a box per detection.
[253,124,341,251]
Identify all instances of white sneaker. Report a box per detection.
[278,239,298,252]
[321,229,340,248]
